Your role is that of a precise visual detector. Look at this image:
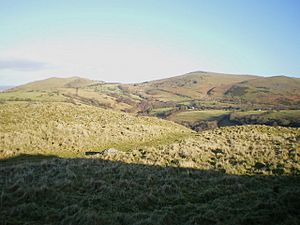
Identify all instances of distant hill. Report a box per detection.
[0,86,14,92]
[225,76,300,105]
[9,76,100,91]
[123,71,258,101]
[1,79,299,225]
[1,71,300,114]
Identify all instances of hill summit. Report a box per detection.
[10,76,100,91]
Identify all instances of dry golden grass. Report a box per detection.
[97,125,300,176]
[1,155,299,225]
[0,102,191,158]
[0,101,300,225]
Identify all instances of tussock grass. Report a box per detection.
[0,155,299,225]
[1,101,300,224]
[0,102,191,158]
[98,125,300,176]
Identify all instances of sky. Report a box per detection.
[0,0,299,85]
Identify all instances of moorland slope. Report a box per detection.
[0,102,191,158]
[0,98,300,224]
[0,124,299,224]
[4,71,300,110]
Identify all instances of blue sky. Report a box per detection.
[0,0,299,85]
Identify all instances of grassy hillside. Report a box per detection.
[1,73,299,224]
[1,125,299,225]
[1,77,137,112]
[0,99,299,224]
[0,102,191,158]
[0,90,67,102]
[225,76,300,106]
[1,72,300,114]
[1,72,300,132]
[99,125,300,175]
[125,72,300,109]
[124,71,257,101]
[10,76,98,91]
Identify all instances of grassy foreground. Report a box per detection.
[0,102,299,224]
[1,155,299,225]
[97,125,300,176]
[0,102,191,158]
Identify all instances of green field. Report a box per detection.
[166,109,300,129]
[148,107,174,116]
[263,110,300,121]
[230,110,300,127]
[168,110,229,123]
[230,110,267,117]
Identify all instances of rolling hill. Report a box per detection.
[123,71,258,101]
[225,75,300,105]
[9,76,99,91]
[3,71,300,109]
[0,102,191,158]
[1,71,300,131]
[1,78,300,224]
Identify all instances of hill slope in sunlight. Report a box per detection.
[3,71,300,110]
[9,76,99,91]
[124,71,258,101]
[1,72,300,133]
[0,102,191,158]
[98,125,300,176]
[225,76,300,105]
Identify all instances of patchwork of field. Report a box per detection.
[165,109,300,129]
[167,110,229,124]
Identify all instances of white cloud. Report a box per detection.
[0,37,203,84]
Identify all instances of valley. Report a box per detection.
[1,1,299,224]
[1,71,300,224]
[1,71,300,132]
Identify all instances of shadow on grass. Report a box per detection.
[0,154,299,225]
